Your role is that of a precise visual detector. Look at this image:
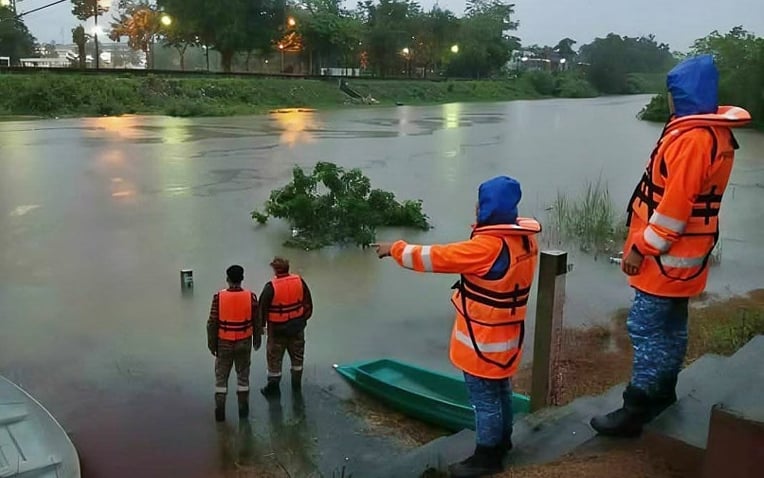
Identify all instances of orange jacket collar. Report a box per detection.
[667,106,751,134]
[472,218,541,237]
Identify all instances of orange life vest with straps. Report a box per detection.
[626,106,751,297]
[449,219,540,379]
[267,274,305,323]
[218,289,253,341]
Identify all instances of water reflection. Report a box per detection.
[266,393,320,477]
[270,109,319,146]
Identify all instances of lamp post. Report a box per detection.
[402,47,410,78]
[279,43,284,73]
[150,14,172,70]
[92,24,103,69]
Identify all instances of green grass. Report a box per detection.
[0,72,597,119]
[547,180,627,255]
[0,73,540,118]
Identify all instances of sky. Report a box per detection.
[17,0,764,52]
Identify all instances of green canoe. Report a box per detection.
[333,358,530,432]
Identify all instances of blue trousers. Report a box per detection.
[628,290,689,396]
[464,372,513,447]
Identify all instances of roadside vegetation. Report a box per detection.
[640,27,764,129]
[545,180,627,256]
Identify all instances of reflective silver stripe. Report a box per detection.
[420,245,433,272]
[723,107,745,120]
[215,387,228,393]
[650,212,686,233]
[267,372,282,377]
[660,254,706,268]
[291,366,303,371]
[237,385,249,392]
[454,330,519,353]
[402,245,416,269]
[644,226,670,252]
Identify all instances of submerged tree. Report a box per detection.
[252,162,431,249]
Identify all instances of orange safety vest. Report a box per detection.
[218,289,253,341]
[626,106,751,297]
[449,219,540,379]
[267,274,305,323]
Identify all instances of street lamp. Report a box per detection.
[160,14,172,27]
[279,43,285,72]
[450,44,459,54]
[402,47,410,55]
[287,16,296,27]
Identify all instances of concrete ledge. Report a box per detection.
[702,405,764,478]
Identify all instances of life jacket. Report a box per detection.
[267,274,305,323]
[626,106,751,297]
[218,289,253,341]
[449,218,541,379]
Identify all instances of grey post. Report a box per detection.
[530,250,568,411]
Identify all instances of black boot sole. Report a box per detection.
[590,417,643,437]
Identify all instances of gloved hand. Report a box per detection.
[253,334,262,351]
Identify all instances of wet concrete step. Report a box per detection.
[373,345,751,477]
[646,335,764,451]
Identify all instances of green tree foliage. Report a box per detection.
[0,6,36,64]
[251,162,431,249]
[109,1,166,68]
[579,34,675,94]
[71,0,109,21]
[692,27,764,124]
[159,0,281,72]
[71,25,88,68]
[296,0,363,73]
[446,0,519,78]
[640,27,764,126]
[554,37,576,60]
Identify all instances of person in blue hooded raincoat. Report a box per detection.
[590,55,751,437]
[374,176,541,477]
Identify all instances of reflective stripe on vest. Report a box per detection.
[449,221,539,375]
[218,289,253,341]
[267,274,305,323]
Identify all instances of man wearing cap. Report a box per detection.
[207,265,261,422]
[374,176,541,477]
[258,257,314,398]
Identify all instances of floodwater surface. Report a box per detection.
[1,96,763,477]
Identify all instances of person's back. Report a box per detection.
[258,257,313,398]
[207,265,260,422]
[374,176,541,477]
[591,55,751,438]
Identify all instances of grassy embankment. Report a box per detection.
[0,71,661,120]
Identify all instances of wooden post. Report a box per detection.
[530,250,568,412]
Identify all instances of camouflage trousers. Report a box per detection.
[266,330,305,380]
[215,337,252,394]
[628,290,689,395]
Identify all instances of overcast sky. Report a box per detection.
[19,0,764,51]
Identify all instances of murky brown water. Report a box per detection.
[1,96,763,477]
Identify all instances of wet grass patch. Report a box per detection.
[545,180,627,256]
[512,290,764,405]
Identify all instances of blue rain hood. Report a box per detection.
[477,176,521,226]
[667,54,719,117]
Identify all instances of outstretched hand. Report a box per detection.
[371,242,392,258]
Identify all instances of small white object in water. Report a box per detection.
[10,205,40,217]
[609,257,622,265]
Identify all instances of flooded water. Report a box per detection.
[1,96,763,477]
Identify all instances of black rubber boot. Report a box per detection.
[448,445,503,478]
[291,370,303,392]
[260,378,281,398]
[590,385,651,437]
[500,435,513,454]
[214,393,226,422]
[237,391,249,418]
[648,375,678,420]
